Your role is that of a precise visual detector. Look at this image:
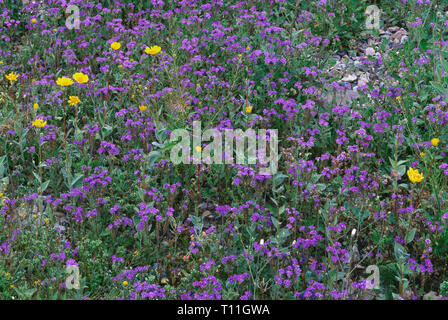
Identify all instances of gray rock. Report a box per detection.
[365,47,376,56]
[342,74,357,82]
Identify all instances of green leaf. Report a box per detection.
[71,173,84,189]
[405,228,417,244]
[32,171,41,183]
[394,242,409,261]
[41,180,50,193]
[101,125,113,138]
[273,172,287,186]
[146,151,162,169]
[271,216,280,230]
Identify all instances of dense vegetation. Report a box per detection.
[1,0,448,300]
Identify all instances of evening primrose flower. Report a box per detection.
[56,76,74,87]
[431,138,439,147]
[72,72,89,84]
[33,103,39,110]
[245,105,253,113]
[32,118,47,128]
[139,105,148,112]
[407,167,424,183]
[31,18,37,24]
[68,96,80,106]
[145,45,161,55]
[122,281,128,286]
[110,42,121,50]
[5,72,19,83]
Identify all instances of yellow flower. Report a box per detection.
[68,96,81,106]
[396,96,402,102]
[111,42,121,50]
[72,72,89,84]
[139,105,148,112]
[44,218,50,224]
[145,45,161,55]
[407,167,424,183]
[420,152,425,157]
[431,138,439,147]
[32,118,47,128]
[195,146,202,153]
[31,18,37,24]
[5,272,10,277]
[122,281,128,286]
[5,72,19,83]
[56,76,74,87]
[246,105,253,114]
[9,284,14,289]
[33,103,39,110]
[0,193,3,197]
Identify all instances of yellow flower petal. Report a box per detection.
[431,138,439,147]
[145,45,161,55]
[111,42,121,50]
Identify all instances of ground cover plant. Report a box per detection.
[1,0,448,300]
